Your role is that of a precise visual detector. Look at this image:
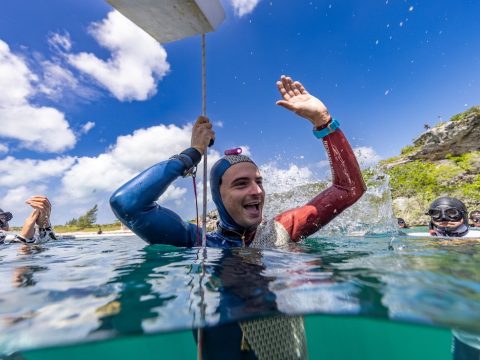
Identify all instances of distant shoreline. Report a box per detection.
[57,229,134,236]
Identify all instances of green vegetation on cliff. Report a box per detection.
[385,151,480,203]
[450,106,480,122]
[379,105,480,224]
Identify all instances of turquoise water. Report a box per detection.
[21,316,451,360]
[1,233,479,358]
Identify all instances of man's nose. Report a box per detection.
[248,182,263,195]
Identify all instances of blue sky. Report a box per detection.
[1,0,479,226]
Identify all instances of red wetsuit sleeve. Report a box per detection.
[274,129,367,242]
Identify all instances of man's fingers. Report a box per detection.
[282,76,296,98]
[195,115,210,126]
[286,77,297,97]
[25,196,51,208]
[276,81,291,100]
[29,209,40,220]
[291,81,302,96]
[26,200,46,210]
[276,100,296,111]
[294,81,309,95]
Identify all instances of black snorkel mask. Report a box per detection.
[0,210,13,230]
[470,211,480,225]
[426,197,469,237]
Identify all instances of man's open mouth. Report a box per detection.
[244,201,260,213]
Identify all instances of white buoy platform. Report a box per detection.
[107,0,225,43]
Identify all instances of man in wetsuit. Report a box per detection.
[110,75,366,358]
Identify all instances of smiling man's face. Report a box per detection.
[220,162,265,230]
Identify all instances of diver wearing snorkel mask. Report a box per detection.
[0,209,13,243]
[425,197,480,359]
[426,197,469,237]
[0,209,13,231]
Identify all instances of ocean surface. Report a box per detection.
[0,230,479,359]
[1,174,479,359]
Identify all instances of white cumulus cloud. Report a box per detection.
[38,60,79,99]
[68,11,170,101]
[0,39,76,152]
[57,123,199,206]
[353,146,382,169]
[230,0,262,17]
[47,32,72,52]
[2,185,48,214]
[80,121,95,134]
[0,156,76,187]
[0,121,216,225]
[0,143,8,154]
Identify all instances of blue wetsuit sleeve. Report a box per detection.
[110,158,198,247]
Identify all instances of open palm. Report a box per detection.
[276,76,330,126]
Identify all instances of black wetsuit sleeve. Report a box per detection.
[110,158,198,247]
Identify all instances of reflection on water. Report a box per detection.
[0,234,479,355]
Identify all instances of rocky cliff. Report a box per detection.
[381,106,480,225]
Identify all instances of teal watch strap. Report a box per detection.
[313,119,340,139]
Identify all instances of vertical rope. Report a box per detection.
[201,33,207,248]
[197,32,207,360]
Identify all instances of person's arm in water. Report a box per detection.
[16,196,57,244]
[273,76,366,242]
[110,116,215,246]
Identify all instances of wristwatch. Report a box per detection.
[313,119,340,139]
[170,147,202,177]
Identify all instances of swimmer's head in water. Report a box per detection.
[426,197,469,237]
[470,210,480,226]
[210,149,265,232]
[0,209,13,231]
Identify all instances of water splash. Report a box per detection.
[262,166,399,237]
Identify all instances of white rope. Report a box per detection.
[197,32,207,360]
[201,33,207,248]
